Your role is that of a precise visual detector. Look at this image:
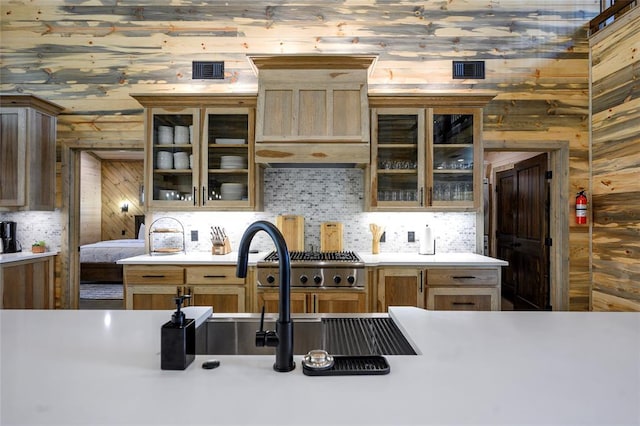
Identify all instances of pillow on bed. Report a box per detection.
[138,223,146,240]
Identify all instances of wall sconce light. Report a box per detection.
[121,202,129,213]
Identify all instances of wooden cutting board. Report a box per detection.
[275,215,305,251]
[320,222,343,252]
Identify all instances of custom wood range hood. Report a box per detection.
[248,55,377,166]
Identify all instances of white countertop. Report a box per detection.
[118,251,507,267]
[359,252,508,266]
[0,251,58,265]
[1,307,638,425]
[117,251,269,265]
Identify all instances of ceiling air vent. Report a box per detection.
[452,61,485,79]
[192,61,224,80]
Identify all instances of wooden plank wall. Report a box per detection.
[79,152,101,245]
[590,7,640,312]
[0,1,599,310]
[101,161,144,241]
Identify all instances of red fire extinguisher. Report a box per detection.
[576,190,587,224]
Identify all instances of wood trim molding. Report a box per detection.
[247,54,378,73]
[130,94,257,108]
[0,94,64,116]
[484,139,570,311]
[368,94,496,108]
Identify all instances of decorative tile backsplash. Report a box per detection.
[0,211,64,251]
[151,168,477,254]
[2,168,477,255]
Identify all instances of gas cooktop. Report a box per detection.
[257,250,365,287]
[261,250,362,263]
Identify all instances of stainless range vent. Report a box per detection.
[452,60,485,79]
[322,317,417,356]
[192,61,224,79]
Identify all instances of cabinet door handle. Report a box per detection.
[202,186,207,206]
[420,187,424,206]
[142,274,165,278]
[419,270,424,293]
[452,276,476,280]
[193,186,197,206]
[204,275,226,278]
[452,302,476,306]
[428,186,432,205]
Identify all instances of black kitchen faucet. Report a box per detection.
[236,221,295,372]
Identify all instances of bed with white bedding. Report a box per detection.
[80,239,146,283]
[80,239,145,264]
[80,218,146,283]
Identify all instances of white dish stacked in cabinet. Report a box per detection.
[220,156,246,169]
[220,183,245,200]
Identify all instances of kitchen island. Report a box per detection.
[1,307,638,425]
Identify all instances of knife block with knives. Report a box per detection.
[211,226,232,255]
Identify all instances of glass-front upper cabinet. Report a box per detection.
[136,94,261,211]
[369,105,482,211]
[429,108,480,208]
[148,107,200,208]
[201,107,256,209]
[370,108,425,208]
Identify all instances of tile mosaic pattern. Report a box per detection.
[153,168,477,254]
[2,168,477,255]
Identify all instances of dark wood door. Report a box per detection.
[496,153,550,310]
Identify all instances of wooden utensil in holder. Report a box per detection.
[369,223,385,254]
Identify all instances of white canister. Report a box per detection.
[157,126,174,145]
[418,225,435,255]
[174,126,190,144]
[157,151,173,169]
[173,152,189,169]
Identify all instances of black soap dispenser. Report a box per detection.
[161,295,195,370]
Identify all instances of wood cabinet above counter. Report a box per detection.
[130,94,262,211]
[248,55,377,165]
[0,95,64,211]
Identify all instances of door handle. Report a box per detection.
[204,275,227,279]
[142,274,165,278]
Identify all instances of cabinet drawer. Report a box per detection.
[427,268,498,286]
[427,287,499,311]
[125,266,185,284]
[186,266,244,285]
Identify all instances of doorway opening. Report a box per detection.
[62,146,143,309]
[484,141,570,311]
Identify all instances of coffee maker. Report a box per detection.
[0,221,20,253]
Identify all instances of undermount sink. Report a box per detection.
[199,313,417,356]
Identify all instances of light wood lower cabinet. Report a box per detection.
[256,289,367,314]
[123,265,247,312]
[426,267,501,311]
[124,265,185,310]
[376,267,425,311]
[376,266,501,311]
[1,255,55,309]
[186,266,246,313]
